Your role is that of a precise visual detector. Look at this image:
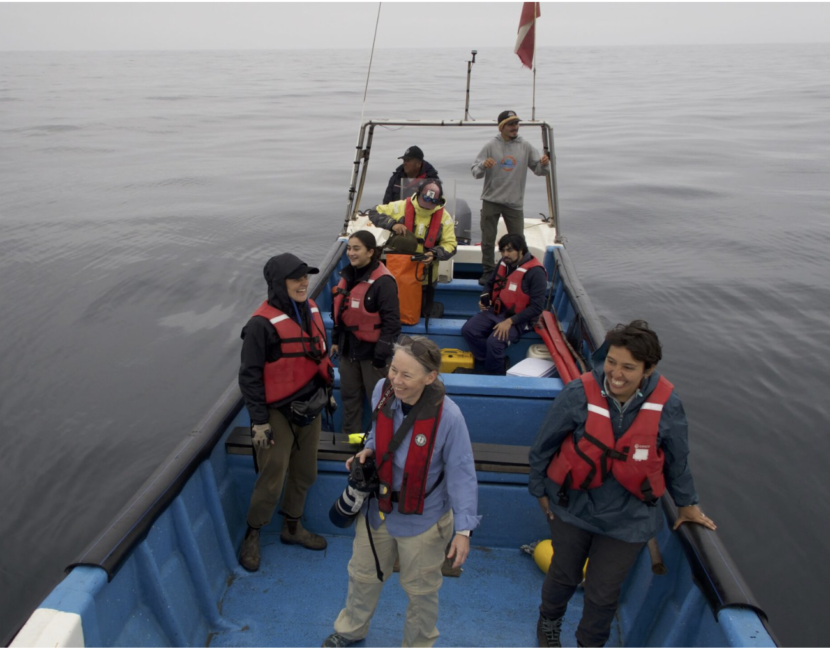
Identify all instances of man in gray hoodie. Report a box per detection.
[471,110,550,284]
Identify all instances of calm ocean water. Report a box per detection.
[2,45,829,646]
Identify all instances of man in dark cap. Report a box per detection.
[471,110,550,285]
[237,253,333,571]
[382,145,440,204]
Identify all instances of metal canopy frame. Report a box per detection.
[341,119,561,240]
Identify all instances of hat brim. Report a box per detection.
[286,265,320,280]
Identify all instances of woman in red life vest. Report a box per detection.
[323,336,480,649]
[237,253,333,572]
[331,231,401,439]
[528,321,716,648]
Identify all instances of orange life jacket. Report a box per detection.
[333,263,395,343]
[546,372,674,504]
[492,255,546,316]
[374,382,443,515]
[251,299,332,403]
[403,197,444,250]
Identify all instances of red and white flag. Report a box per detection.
[514,2,541,69]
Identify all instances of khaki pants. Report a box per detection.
[246,408,321,528]
[334,510,454,648]
[338,355,385,436]
[480,199,524,275]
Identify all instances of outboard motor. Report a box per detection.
[453,198,472,245]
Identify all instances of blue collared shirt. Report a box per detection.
[364,380,481,537]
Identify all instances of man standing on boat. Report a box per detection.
[383,145,440,204]
[471,110,549,285]
[237,253,333,572]
[528,321,717,648]
[461,233,546,374]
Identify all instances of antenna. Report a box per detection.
[464,49,477,120]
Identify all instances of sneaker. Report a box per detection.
[239,527,260,572]
[478,272,491,286]
[322,632,355,648]
[281,518,327,550]
[537,614,563,648]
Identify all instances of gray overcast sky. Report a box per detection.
[1,2,829,51]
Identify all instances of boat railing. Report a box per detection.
[342,119,560,240]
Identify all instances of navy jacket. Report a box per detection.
[528,366,700,543]
[382,160,439,204]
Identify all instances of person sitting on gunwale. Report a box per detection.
[323,335,481,649]
[237,253,333,572]
[461,233,547,375]
[528,320,717,648]
[382,145,440,204]
[331,230,401,439]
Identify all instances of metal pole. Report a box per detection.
[531,4,537,120]
[464,50,477,120]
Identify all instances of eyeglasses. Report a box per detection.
[419,194,442,205]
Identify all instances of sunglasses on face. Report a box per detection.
[419,193,442,205]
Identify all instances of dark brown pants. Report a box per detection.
[246,408,321,528]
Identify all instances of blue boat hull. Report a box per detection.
[11,241,775,648]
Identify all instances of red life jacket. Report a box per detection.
[546,372,674,504]
[492,256,546,315]
[374,382,443,515]
[332,263,395,343]
[404,197,444,250]
[251,299,332,404]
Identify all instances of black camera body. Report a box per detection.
[349,455,379,492]
[329,456,380,528]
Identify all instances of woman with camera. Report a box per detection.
[331,230,400,440]
[323,335,480,649]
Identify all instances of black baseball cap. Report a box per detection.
[286,261,320,280]
[399,145,424,161]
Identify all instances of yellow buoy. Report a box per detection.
[533,540,589,579]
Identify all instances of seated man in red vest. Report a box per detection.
[382,145,440,204]
[528,320,717,648]
[461,233,547,375]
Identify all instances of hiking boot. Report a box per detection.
[478,272,492,286]
[322,632,355,648]
[537,614,563,648]
[281,518,327,550]
[239,526,261,572]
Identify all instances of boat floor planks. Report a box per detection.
[207,534,620,648]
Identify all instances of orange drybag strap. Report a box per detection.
[384,254,423,325]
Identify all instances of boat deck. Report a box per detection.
[208,533,620,648]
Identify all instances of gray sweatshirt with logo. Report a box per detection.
[471,135,549,210]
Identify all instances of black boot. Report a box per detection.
[239,526,261,572]
[537,614,563,648]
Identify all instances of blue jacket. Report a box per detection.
[364,380,481,537]
[528,366,699,543]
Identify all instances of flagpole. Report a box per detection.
[531,2,537,120]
